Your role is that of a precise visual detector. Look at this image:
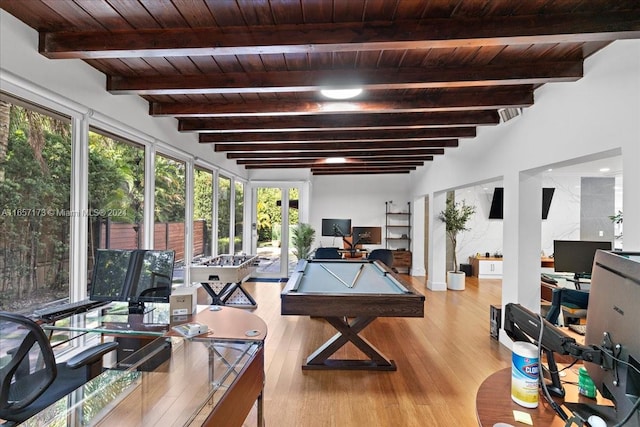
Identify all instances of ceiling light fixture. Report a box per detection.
[320,88,362,100]
[325,157,347,164]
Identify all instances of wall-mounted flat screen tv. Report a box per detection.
[488,187,555,219]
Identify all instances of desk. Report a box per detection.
[190,254,259,308]
[32,304,267,427]
[541,257,555,268]
[470,256,504,278]
[337,248,368,258]
[470,256,556,278]
[476,367,611,426]
[281,259,424,370]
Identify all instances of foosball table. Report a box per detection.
[190,254,259,308]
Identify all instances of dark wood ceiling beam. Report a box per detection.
[40,12,640,59]
[109,63,582,95]
[312,162,423,168]
[245,163,422,171]
[214,139,457,152]
[150,87,534,117]
[312,165,417,171]
[239,155,434,162]
[312,169,412,175]
[237,159,425,166]
[181,111,499,132]
[199,128,476,143]
[227,149,443,159]
[312,168,416,174]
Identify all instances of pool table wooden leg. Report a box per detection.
[303,316,396,371]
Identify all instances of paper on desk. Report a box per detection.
[513,410,533,425]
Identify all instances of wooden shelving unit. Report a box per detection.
[385,201,412,273]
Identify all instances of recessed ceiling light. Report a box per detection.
[320,88,362,100]
[325,157,346,164]
[547,168,553,172]
[599,167,610,172]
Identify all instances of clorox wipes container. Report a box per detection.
[511,341,540,408]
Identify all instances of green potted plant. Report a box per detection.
[291,223,316,261]
[609,210,623,240]
[438,198,476,290]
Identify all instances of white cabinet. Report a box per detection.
[471,257,503,278]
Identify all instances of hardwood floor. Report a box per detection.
[238,275,512,426]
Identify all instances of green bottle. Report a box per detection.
[578,366,597,398]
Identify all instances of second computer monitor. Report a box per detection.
[553,240,612,278]
[321,218,352,237]
[351,226,382,245]
[89,249,132,301]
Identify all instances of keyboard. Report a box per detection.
[568,324,587,336]
[33,299,108,321]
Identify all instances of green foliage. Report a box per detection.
[218,176,231,253]
[255,187,299,243]
[194,169,213,254]
[609,210,623,239]
[609,210,623,224]
[88,132,144,224]
[1,111,72,300]
[438,198,476,272]
[154,155,185,223]
[291,223,316,260]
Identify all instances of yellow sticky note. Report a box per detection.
[513,410,533,425]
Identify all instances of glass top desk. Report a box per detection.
[29,303,267,427]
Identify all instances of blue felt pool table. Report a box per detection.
[281,259,425,370]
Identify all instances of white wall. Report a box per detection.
[452,171,619,265]
[310,174,412,250]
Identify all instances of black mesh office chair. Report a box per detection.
[545,288,589,326]
[313,247,342,259]
[367,249,396,271]
[0,311,119,425]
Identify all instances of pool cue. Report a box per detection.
[351,264,364,288]
[319,263,351,288]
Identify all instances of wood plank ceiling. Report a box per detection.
[2,0,640,175]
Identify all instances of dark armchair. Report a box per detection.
[368,249,397,272]
[0,311,118,425]
[313,247,342,259]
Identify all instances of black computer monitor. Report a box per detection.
[577,250,640,426]
[351,226,382,245]
[89,249,132,302]
[124,250,175,314]
[321,218,351,237]
[553,240,612,281]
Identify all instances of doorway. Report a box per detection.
[252,185,302,279]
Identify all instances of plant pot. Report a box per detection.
[447,271,466,290]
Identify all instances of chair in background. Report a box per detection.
[545,287,590,326]
[313,247,342,259]
[342,236,364,259]
[0,311,119,425]
[368,249,396,271]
